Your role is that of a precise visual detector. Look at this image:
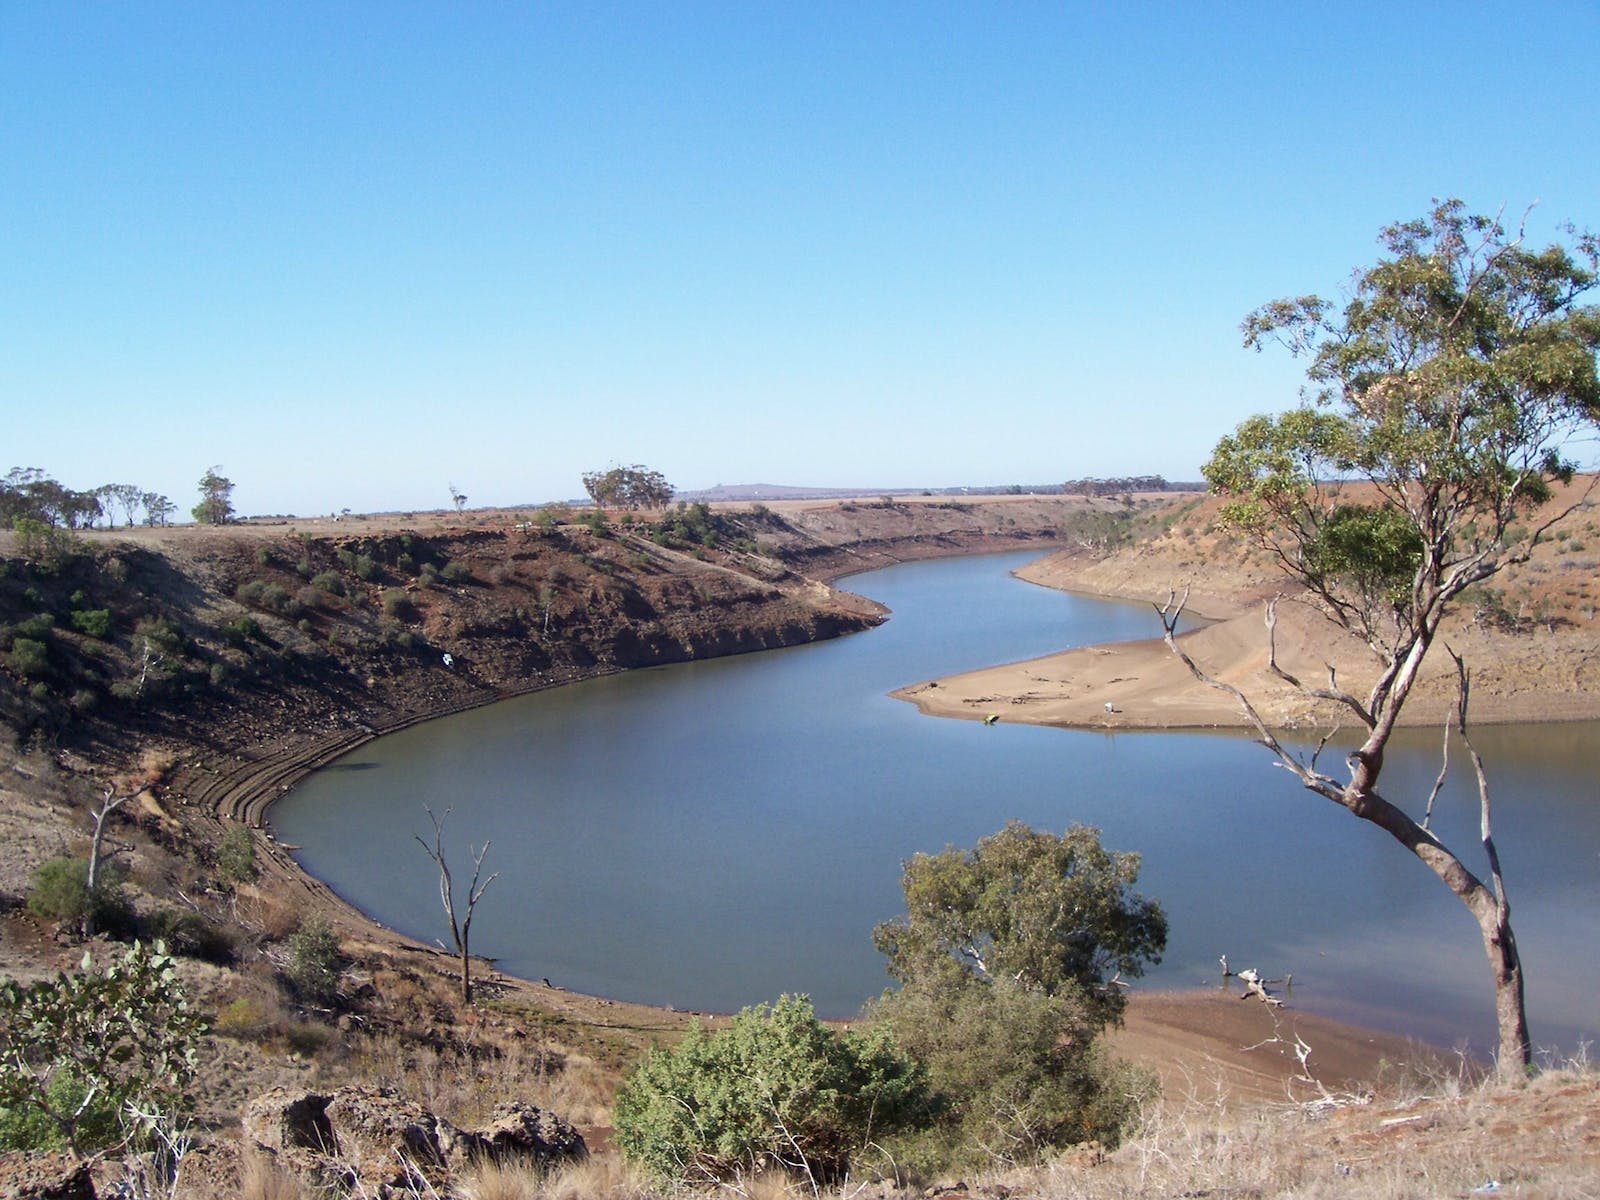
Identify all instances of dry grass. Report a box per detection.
[457,1156,657,1200]
[236,1151,306,1200]
[353,1026,614,1130]
[963,1064,1600,1200]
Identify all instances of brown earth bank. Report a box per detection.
[896,477,1600,732]
[3,490,1597,1195]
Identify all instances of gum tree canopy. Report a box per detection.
[1165,200,1599,1070]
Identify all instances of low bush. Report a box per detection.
[439,560,471,583]
[380,588,415,620]
[310,571,345,596]
[284,914,342,1006]
[5,637,49,678]
[217,823,258,885]
[26,856,133,936]
[68,608,111,638]
[613,994,929,1187]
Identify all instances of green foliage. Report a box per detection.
[1301,503,1423,610]
[578,509,610,536]
[134,615,184,654]
[26,857,132,935]
[216,823,258,885]
[353,553,377,581]
[865,823,1164,1169]
[191,466,235,525]
[11,516,82,571]
[439,560,471,583]
[870,975,1152,1169]
[223,614,264,647]
[67,608,111,638]
[613,995,929,1187]
[284,914,341,1005]
[236,579,301,617]
[873,821,1166,1029]
[1219,201,1600,649]
[581,464,674,511]
[309,570,345,596]
[0,942,204,1156]
[380,588,416,620]
[5,636,49,678]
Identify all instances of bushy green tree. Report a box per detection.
[191,466,234,525]
[613,995,929,1187]
[870,975,1151,1169]
[873,821,1166,1028]
[581,464,674,511]
[0,942,204,1156]
[1180,200,1600,1070]
[869,822,1164,1168]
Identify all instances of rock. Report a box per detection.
[467,1101,587,1167]
[0,1152,95,1200]
[244,1086,585,1196]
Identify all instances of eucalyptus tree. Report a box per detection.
[1164,200,1599,1070]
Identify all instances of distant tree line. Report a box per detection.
[1061,475,1200,497]
[1,467,236,533]
[1,468,178,531]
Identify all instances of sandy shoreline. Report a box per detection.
[893,556,1600,732]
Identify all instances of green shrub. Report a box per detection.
[353,554,377,581]
[6,637,49,678]
[223,614,263,646]
[613,995,929,1187]
[0,1068,119,1153]
[439,560,471,583]
[134,615,184,654]
[68,608,111,638]
[216,823,258,885]
[0,942,204,1155]
[869,976,1151,1171]
[310,571,345,596]
[284,914,341,1005]
[380,588,415,620]
[27,857,133,935]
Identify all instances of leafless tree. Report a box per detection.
[415,807,498,1003]
[85,785,138,937]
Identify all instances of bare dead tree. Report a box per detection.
[415,807,498,1004]
[85,785,139,937]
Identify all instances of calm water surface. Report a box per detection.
[272,551,1599,1054]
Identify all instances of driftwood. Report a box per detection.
[1220,956,1292,1007]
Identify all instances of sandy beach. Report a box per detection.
[893,549,1600,732]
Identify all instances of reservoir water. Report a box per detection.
[272,551,1599,1056]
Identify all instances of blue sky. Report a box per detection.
[4,3,1597,518]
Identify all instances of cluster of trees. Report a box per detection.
[1062,474,1184,497]
[1,468,177,531]
[0,468,199,533]
[614,822,1165,1185]
[581,464,673,511]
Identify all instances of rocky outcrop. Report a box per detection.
[0,1153,93,1200]
[244,1085,585,1195]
